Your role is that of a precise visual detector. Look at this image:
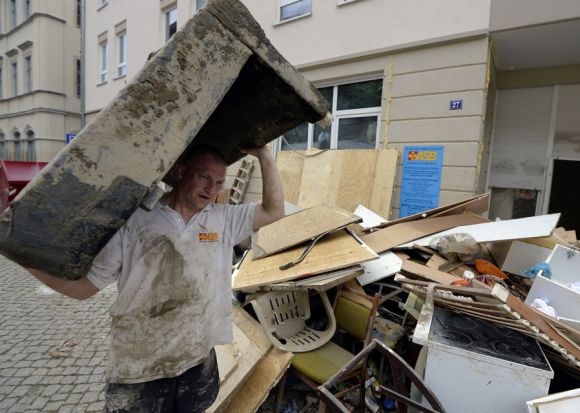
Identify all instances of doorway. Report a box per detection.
[548,159,580,233]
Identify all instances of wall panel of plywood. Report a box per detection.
[275,149,398,218]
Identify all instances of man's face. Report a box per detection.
[178,154,226,213]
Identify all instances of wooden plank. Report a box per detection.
[209,306,271,413]
[259,266,364,292]
[221,348,293,413]
[401,213,561,248]
[401,259,460,285]
[369,149,398,218]
[367,193,489,231]
[275,151,305,205]
[361,213,487,254]
[252,204,361,259]
[233,230,378,290]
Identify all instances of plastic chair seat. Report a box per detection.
[250,290,336,352]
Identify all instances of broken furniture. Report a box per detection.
[317,339,447,413]
[233,229,378,291]
[0,0,331,279]
[526,388,580,412]
[413,306,553,413]
[251,204,362,260]
[209,305,292,413]
[250,290,336,353]
[524,244,580,330]
[397,275,580,370]
[282,286,380,411]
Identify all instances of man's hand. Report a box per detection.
[239,144,272,160]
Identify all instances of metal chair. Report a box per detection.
[318,339,447,413]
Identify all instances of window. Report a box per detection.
[25,129,36,162]
[99,40,108,83]
[75,58,81,98]
[117,31,127,77]
[280,79,383,151]
[77,0,82,27]
[10,0,17,27]
[24,0,31,19]
[195,0,208,11]
[0,132,6,159]
[11,61,18,96]
[0,68,3,99]
[13,131,21,161]
[166,8,177,40]
[24,55,32,92]
[279,0,312,22]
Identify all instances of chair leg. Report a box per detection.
[358,366,366,413]
[275,371,288,413]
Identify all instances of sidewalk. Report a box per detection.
[0,255,116,412]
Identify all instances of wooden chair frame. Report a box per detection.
[317,339,447,413]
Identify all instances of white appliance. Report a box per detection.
[413,307,553,413]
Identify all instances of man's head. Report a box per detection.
[173,145,227,214]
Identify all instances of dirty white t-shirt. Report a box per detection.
[87,201,256,384]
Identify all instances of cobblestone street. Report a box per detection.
[0,255,116,412]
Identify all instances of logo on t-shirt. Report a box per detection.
[199,232,219,242]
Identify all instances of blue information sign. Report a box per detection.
[450,99,463,110]
[400,145,444,217]
[66,133,76,144]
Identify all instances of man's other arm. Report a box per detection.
[26,268,99,300]
[240,145,285,230]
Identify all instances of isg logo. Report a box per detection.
[407,150,438,161]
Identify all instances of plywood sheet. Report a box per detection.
[275,149,398,218]
[361,213,487,254]
[252,204,361,259]
[209,306,271,413]
[260,266,364,292]
[222,348,293,413]
[399,213,561,248]
[275,151,305,205]
[233,230,378,290]
[370,149,399,218]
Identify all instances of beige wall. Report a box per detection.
[0,0,81,162]
[490,0,580,31]
[243,0,490,68]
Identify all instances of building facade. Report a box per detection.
[83,0,580,230]
[0,0,82,162]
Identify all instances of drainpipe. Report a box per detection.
[80,0,86,128]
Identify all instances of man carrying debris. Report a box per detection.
[27,144,284,412]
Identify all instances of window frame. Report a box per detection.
[25,129,36,162]
[165,7,178,41]
[277,0,312,24]
[116,31,127,78]
[24,54,32,93]
[279,77,383,152]
[75,57,82,98]
[99,40,108,83]
[24,0,31,19]
[10,60,18,96]
[13,130,21,161]
[10,0,17,28]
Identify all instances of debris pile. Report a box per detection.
[224,172,579,412]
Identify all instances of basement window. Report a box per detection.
[279,0,312,23]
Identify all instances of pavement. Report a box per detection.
[0,255,116,412]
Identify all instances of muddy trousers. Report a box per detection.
[104,349,219,413]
